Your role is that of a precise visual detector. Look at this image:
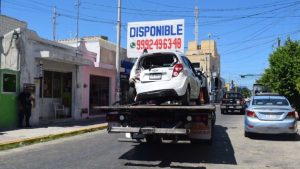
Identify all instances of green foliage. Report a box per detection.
[258,39,300,111]
[240,87,251,98]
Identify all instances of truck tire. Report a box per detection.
[181,88,190,106]
[128,87,136,103]
[145,135,161,144]
[190,139,203,144]
[206,121,214,145]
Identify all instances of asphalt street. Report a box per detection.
[1,105,300,169]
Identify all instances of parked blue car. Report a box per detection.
[244,93,298,139]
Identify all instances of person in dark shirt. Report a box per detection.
[18,88,34,128]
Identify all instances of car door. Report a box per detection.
[182,56,201,99]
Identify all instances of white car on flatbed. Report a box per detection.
[129,51,201,105]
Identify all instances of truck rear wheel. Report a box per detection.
[145,135,161,144]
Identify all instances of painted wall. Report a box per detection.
[80,66,116,116]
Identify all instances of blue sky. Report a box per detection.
[2,0,300,88]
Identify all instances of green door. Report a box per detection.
[0,69,20,128]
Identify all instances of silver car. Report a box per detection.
[244,94,298,138]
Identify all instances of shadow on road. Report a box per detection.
[222,112,245,115]
[248,133,300,141]
[119,125,237,168]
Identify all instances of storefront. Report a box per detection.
[76,40,116,117]
[39,67,74,120]
[2,28,93,125]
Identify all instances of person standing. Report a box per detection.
[18,88,34,128]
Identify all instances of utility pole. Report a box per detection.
[0,0,2,15]
[76,0,80,48]
[116,0,121,103]
[194,0,199,44]
[52,6,57,41]
[277,37,281,47]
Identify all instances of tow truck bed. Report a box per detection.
[95,104,216,143]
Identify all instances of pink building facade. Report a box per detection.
[77,40,116,118]
[59,37,127,118]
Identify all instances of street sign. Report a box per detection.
[127,19,185,58]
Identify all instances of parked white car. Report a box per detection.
[128,52,201,105]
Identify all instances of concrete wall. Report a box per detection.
[0,15,27,36]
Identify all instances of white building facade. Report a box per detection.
[3,28,93,125]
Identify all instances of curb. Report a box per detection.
[0,124,108,151]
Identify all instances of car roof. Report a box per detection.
[255,92,280,96]
[252,95,287,100]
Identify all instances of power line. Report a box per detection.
[221,4,298,53]
[81,1,300,19]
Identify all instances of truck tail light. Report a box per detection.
[240,99,245,105]
[246,110,256,118]
[286,111,296,119]
[172,63,183,77]
[135,69,141,80]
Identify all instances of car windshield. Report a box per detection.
[138,54,178,69]
[252,98,289,106]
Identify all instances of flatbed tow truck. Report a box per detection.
[97,104,216,144]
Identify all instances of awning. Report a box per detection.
[40,51,93,66]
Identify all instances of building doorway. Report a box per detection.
[89,75,109,115]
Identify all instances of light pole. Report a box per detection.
[116,0,121,104]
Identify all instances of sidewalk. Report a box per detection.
[0,117,107,150]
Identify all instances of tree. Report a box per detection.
[258,38,300,112]
[240,87,251,98]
